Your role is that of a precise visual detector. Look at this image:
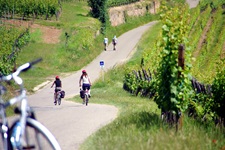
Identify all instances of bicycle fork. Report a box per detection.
[0,105,9,150]
[10,92,27,149]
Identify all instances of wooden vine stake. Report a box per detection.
[178,44,185,74]
[177,44,185,131]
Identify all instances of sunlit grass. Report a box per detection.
[74,66,225,150]
[71,18,225,150]
[60,1,90,27]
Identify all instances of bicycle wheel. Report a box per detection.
[54,97,57,105]
[58,97,61,105]
[85,94,88,106]
[9,118,61,150]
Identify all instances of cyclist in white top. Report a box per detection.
[79,70,92,97]
[112,35,117,50]
[104,37,108,51]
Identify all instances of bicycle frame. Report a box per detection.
[0,59,41,149]
[0,89,32,149]
[0,92,9,150]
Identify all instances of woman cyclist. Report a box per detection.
[51,76,62,104]
[79,70,92,98]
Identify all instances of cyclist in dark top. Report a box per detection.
[51,76,62,104]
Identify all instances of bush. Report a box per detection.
[87,0,107,23]
[212,60,225,120]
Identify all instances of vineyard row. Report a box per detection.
[107,0,140,7]
[123,68,212,98]
[0,25,30,75]
[0,0,61,20]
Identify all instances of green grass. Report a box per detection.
[127,21,161,70]
[79,110,224,150]
[70,22,225,150]
[73,66,225,150]
[34,2,91,28]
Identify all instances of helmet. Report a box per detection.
[55,76,59,79]
[82,70,86,73]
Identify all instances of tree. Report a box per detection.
[87,0,107,24]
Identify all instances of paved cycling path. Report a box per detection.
[27,21,157,150]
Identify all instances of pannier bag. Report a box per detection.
[80,90,85,99]
[60,91,65,98]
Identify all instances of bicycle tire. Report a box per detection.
[58,97,61,105]
[54,97,57,105]
[9,118,61,150]
[85,95,88,106]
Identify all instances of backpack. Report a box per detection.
[80,90,85,99]
[60,91,65,98]
[112,38,117,44]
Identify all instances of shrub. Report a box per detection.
[212,60,225,121]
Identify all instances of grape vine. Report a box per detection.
[212,60,225,126]
[107,0,140,7]
[154,4,193,115]
[0,0,61,20]
[0,25,30,75]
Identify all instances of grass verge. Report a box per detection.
[71,21,225,150]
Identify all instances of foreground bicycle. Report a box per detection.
[0,58,61,150]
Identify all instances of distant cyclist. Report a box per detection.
[104,37,108,51]
[51,76,62,104]
[112,35,117,50]
[79,70,92,98]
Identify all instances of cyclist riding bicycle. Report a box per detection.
[51,76,62,104]
[79,70,92,98]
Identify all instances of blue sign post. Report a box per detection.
[100,60,104,68]
[100,60,104,81]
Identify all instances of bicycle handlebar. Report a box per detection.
[0,58,42,107]
[0,58,43,82]
[29,58,43,66]
[22,58,43,72]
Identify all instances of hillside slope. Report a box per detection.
[188,0,225,82]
